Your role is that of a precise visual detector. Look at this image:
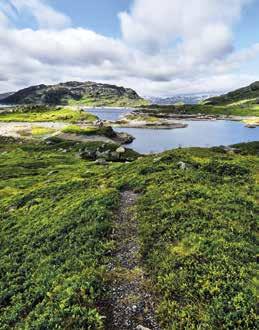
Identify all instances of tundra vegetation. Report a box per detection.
[61,125,116,138]
[139,98,259,117]
[139,81,259,118]
[0,106,97,123]
[0,135,258,329]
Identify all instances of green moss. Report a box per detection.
[0,106,97,123]
[141,100,259,117]
[61,125,116,138]
[68,96,149,107]
[0,137,258,329]
[62,125,99,135]
[31,127,56,136]
[125,114,158,122]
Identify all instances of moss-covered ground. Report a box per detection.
[68,96,149,108]
[0,106,97,123]
[0,137,258,329]
[61,125,116,138]
[141,99,259,117]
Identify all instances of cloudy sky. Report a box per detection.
[0,0,258,96]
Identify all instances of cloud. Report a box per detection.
[2,0,71,29]
[119,0,250,56]
[0,0,258,95]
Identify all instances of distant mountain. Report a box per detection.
[0,81,148,107]
[0,92,14,101]
[205,81,259,105]
[146,93,218,105]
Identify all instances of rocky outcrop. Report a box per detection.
[205,81,259,105]
[1,81,146,106]
[79,144,139,162]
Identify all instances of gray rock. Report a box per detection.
[81,149,96,160]
[8,206,17,212]
[96,150,110,159]
[223,146,241,153]
[177,161,187,170]
[95,158,108,165]
[136,326,151,330]
[110,151,120,160]
[47,170,58,176]
[116,146,126,154]
[153,157,162,163]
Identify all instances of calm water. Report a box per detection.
[85,107,133,121]
[86,108,259,154]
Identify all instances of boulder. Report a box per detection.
[177,161,187,170]
[110,151,120,160]
[116,146,126,154]
[80,148,96,160]
[96,150,110,159]
[136,326,151,330]
[95,158,108,165]
[153,157,162,163]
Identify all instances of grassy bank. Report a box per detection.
[0,137,258,328]
[0,106,97,123]
[62,125,116,137]
[140,99,259,117]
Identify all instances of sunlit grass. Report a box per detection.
[0,107,97,123]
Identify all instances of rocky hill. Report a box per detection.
[1,81,148,107]
[0,92,14,101]
[205,81,259,105]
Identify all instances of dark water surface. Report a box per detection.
[86,108,259,154]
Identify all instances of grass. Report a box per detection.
[0,137,118,329]
[141,99,259,117]
[0,106,97,123]
[0,137,258,329]
[68,96,149,108]
[31,127,56,136]
[125,114,159,122]
[61,125,116,138]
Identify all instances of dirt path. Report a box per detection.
[106,191,160,330]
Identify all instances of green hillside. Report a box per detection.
[205,81,259,105]
[0,137,257,329]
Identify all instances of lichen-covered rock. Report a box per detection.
[177,161,187,170]
[116,146,126,154]
[95,158,108,165]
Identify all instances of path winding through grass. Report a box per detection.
[106,191,160,330]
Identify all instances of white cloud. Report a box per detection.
[0,0,258,95]
[4,0,71,29]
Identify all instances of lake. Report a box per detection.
[85,107,133,121]
[86,107,259,154]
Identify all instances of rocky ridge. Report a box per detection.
[205,81,259,105]
[1,81,146,106]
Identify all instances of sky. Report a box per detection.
[0,0,258,96]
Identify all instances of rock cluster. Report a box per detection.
[79,144,136,163]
